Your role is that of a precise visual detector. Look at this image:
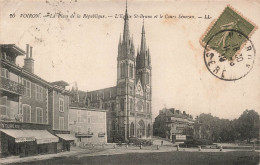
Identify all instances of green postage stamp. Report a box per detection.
[201,5,258,81]
[200,5,257,60]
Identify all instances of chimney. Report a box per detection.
[30,46,32,58]
[26,44,29,58]
[23,44,34,73]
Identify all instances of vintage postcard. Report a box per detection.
[0,0,259,164]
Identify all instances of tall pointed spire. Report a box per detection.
[140,18,146,53]
[118,0,134,60]
[123,0,130,43]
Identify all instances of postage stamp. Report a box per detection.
[200,5,258,81]
[203,30,255,81]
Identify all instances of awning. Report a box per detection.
[56,134,76,141]
[32,130,59,144]
[0,129,59,144]
[0,129,35,143]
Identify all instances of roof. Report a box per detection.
[160,108,194,121]
[0,44,25,56]
[85,86,116,93]
[52,81,69,87]
[69,106,107,112]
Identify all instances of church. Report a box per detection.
[70,2,152,142]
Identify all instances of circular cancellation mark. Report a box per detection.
[203,29,256,81]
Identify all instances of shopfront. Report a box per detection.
[0,129,59,157]
[55,134,75,152]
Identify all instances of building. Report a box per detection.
[153,108,194,143]
[68,106,107,145]
[70,2,153,142]
[0,44,72,157]
[48,81,74,152]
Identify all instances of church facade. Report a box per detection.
[70,4,152,142]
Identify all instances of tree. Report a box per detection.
[195,113,232,142]
[195,110,260,143]
[236,110,259,142]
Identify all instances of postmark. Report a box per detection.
[204,29,255,81]
[200,5,257,80]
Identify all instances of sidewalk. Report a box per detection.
[0,147,104,165]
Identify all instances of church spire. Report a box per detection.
[140,18,146,53]
[123,0,130,44]
[137,18,150,69]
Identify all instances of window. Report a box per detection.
[90,94,92,101]
[120,63,126,78]
[77,110,81,122]
[22,104,31,123]
[35,85,43,100]
[23,79,31,97]
[129,86,133,95]
[120,98,124,111]
[0,96,7,115]
[109,90,112,98]
[87,117,91,123]
[59,117,64,130]
[130,98,133,111]
[123,63,125,77]
[1,68,9,79]
[59,98,64,112]
[96,93,98,100]
[120,87,125,95]
[147,103,150,113]
[87,128,91,134]
[111,103,115,111]
[102,92,104,99]
[36,107,43,123]
[120,64,123,78]
[147,73,150,85]
[129,64,134,78]
[77,126,81,133]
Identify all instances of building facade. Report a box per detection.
[154,108,194,143]
[0,44,71,157]
[68,107,107,145]
[70,4,153,142]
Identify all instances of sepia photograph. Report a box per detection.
[0,0,259,164]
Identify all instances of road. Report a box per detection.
[2,139,259,165]
[10,147,259,165]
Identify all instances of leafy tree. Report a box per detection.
[195,110,259,143]
[235,109,259,142]
[195,113,234,142]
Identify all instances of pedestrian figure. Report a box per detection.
[126,144,128,149]
[161,140,163,146]
[198,146,201,151]
[177,145,179,151]
[220,145,223,151]
[157,145,160,150]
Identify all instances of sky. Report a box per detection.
[1,0,260,120]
